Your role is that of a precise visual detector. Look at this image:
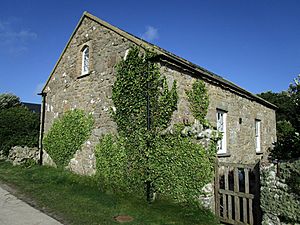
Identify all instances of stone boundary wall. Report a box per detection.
[7,146,39,166]
[260,159,300,225]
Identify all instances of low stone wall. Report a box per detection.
[8,146,39,166]
[198,182,215,212]
[260,160,300,225]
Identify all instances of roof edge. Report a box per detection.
[41,12,87,92]
[83,12,277,110]
[42,11,277,110]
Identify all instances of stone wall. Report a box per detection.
[161,63,276,165]
[260,160,300,225]
[43,17,132,174]
[8,146,39,166]
[43,14,276,175]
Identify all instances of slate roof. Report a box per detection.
[42,11,277,110]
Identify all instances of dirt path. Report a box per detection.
[0,185,63,225]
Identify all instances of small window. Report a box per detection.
[255,119,261,152]
[81,46,89,75]
[217,109,227,154]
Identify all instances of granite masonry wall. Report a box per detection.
[260,160,300,225]
[160,63,276,165]
[43,17,132,174]
[42,15,276,176]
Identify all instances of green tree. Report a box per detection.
[0,93,21,109]
[258,75,300,160]
[258,91,295,123]
[0,106,40,156]
[288,75,300,131]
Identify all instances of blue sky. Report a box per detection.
[0,0,299,103]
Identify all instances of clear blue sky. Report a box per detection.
[1,0,299,103]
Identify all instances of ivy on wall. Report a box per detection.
[43,109,94,167]
[148,126,216,202]
[95,46,216,204]
[186,80,209,125]
[112,46,178,136]
[95,134,129,192]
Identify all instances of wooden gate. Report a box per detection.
[214,161,261,225]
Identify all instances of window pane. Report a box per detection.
[82,46,89,74]
[217,110,226,154]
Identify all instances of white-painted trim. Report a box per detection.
[217,109,227,154]
[255,119,261,153]
[81,46,89,75]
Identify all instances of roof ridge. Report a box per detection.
[42,11,277,110]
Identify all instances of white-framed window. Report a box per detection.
[255,119,261,152]
[217,109,227,154]
[81,46,89,75]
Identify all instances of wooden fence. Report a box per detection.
[214,161,261,225]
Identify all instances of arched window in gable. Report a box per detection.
[81,46,89,75]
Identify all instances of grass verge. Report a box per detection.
[0,160,219,225]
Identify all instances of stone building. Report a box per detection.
[40,12,276,175]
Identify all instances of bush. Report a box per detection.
[0,93,21,109]
[95,127,216,203]
[95,134,129,192]
[0,106,40,156]
[149,128,216,202]
[271,121,300,160]
[43,109,94,167]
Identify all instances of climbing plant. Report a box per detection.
[112,46,178,136]
[43,109,94,167]
[95,134,130,192]
[148,125,216,202]
[95,46,217,204]
[111,46,178,199]
[186,80,209,125]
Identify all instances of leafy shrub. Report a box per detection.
[95,127,216,203]
[43,109,94,167]
[279,159,300,199]
[0,106,39,156]
[95,134,129,192]
[149,128,216,202]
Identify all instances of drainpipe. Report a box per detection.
[37,92,47,165]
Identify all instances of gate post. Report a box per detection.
[214,158,220,217]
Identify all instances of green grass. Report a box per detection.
[0,160,219,225]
